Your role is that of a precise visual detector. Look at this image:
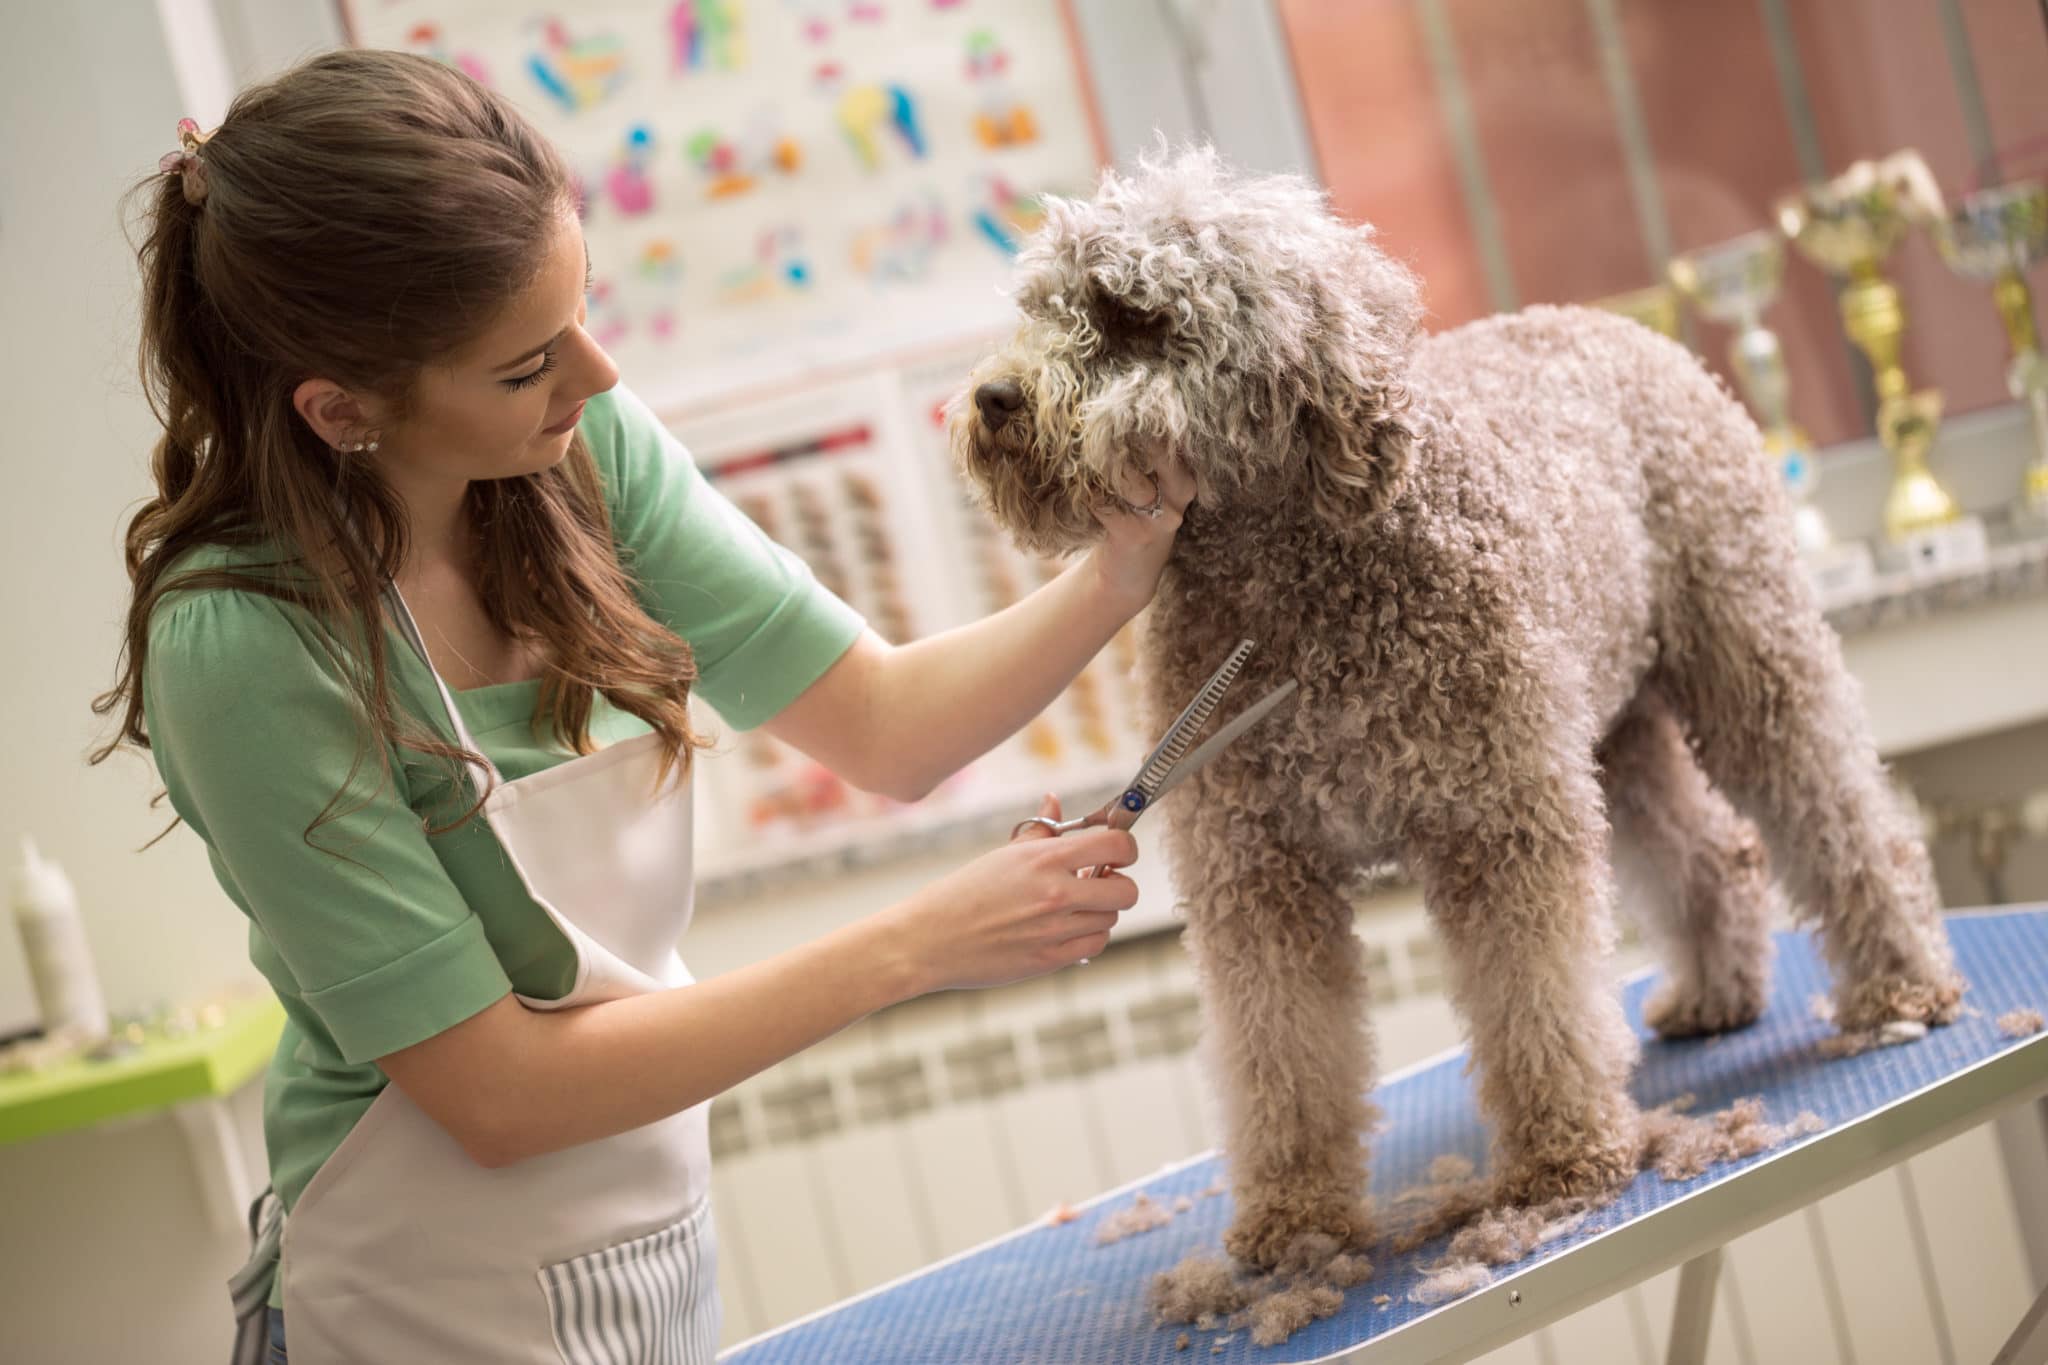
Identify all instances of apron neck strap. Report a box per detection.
[381,582,502,794]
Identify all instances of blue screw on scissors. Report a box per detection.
[1011,639,1298,878]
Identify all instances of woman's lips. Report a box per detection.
[542,400,586,435]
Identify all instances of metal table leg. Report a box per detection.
[172,1096,253,1239]
[1992,1280,2048,1365]
[1666,1246,1723,1365]
[1995,1095,2048,1291]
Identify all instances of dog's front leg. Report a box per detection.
[1169,799,1377,1271]
[1414,772,1643,1207]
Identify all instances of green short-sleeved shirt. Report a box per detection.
[142,385,864,1272]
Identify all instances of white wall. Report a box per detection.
[0,7,284,1359]
[0,0,262,1035]
[1071,0,1317,176]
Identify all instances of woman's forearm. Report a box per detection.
[764,460,1193,799]
[476,913,921,1164]
[870,549,1140,797]
[396,815,1137,1167]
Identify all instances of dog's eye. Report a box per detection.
[1094,296,1169,344]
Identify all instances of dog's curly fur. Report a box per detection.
[951,148,1964,1272]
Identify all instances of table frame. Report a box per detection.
[1332,1027,2048,1364]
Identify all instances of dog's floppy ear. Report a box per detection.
[1296,231,1424,521]
[1004,197,1103,345]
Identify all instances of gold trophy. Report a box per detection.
[1778,151,1985,571]
[1932,179,2048,526]
[1668,230,1847,565]
[1593,282,1682,341]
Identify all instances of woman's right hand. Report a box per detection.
[885,794,1140,995]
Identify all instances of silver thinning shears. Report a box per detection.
[1011,639,1298,877]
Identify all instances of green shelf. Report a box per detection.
[0,997,283,1147]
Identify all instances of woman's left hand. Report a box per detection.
[1091,449,1198,612]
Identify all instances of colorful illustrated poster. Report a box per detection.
[339,1,1104,412]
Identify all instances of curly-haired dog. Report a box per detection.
[950,148,1963,1272]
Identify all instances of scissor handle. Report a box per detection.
[1008,805,1130,879]
[1008,806,1112,841]
[1009,814,1085,839]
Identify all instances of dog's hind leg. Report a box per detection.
[1167,799,1377,1272]
[1600,686,1775,1037]
[1413,754,1643,1207]
[1655,508,1961,1032]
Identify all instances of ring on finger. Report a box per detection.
[1117,471,1164,520]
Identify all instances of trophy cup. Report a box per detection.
[1593,282,1682,341]
[1777,150,1986,574]
[1932,179,2048,527]
[1666,229,1873,594]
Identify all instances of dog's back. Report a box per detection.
[1402,303,1794,726]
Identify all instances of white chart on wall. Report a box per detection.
[338,0,1105,413]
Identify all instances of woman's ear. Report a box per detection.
[291,378,371,451]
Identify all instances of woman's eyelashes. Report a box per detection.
[508,265,593,392]
[503,350,559,391]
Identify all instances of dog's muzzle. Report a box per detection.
[973,378,1026,430]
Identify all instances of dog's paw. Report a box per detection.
[1834,969,1965,1033]
[1643,975,1766,1039]
[1223,1196,1373,1272]
[1496,1130,1638,1207]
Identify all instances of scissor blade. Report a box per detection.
[1128,639,1256,801]
[1147,680,1298,804]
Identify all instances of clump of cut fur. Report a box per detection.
[1998,1008,2045,1039]
[1095,1191,1177,1245]
[1148,1233,1371,1347]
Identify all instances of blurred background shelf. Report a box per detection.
[0,996,282,1241]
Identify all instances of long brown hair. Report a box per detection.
[92,50,708,839]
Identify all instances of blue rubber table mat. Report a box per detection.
[721,908,2048,1364]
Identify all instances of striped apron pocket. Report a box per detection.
[539,1200,722,1365]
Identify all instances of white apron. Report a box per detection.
[274,586,720,1364]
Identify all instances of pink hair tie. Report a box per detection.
[160,117,212,205]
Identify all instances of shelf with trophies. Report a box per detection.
[1938,179,2048,529]
[1646,151,2048,606]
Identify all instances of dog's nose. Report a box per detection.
[974,379,1025,428]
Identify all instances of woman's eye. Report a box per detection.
[503,352,558,392]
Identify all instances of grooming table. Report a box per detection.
[720,909,2048,1364]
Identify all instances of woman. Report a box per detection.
[96,50,1192,1363]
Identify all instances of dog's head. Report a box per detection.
[950,145,1423,556]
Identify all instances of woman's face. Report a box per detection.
[377,212,621,486]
